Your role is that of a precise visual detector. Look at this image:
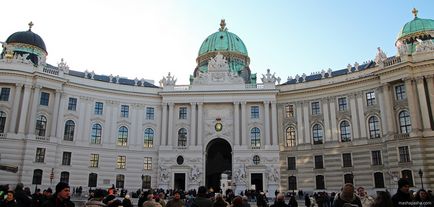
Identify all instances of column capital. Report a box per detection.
[233,101,240,105]
[55,89,63,94]
[33,84,42,90]
[168,102,175,107]
[197,102,203,106]
[190,102,196,106]
[15,83,24,88]
[402,77,413,82]
[321,97,329,103]
[271,101,277,105]
[415,76,424,83]
[23,84,32,89]
[425,74,434,79]
[240,101,247,105]
[263,100,270,105]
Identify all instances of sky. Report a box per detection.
[1,0,433,85]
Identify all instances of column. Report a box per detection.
[356,93,367,138]
[404,78,421,132]
[234,102,240,146]
[416,77,431,130]
[197,103,203,146]
[18,84,32,134]
[55,94,66,138]
[132,104,140,146]
[110,101,118,145]
[76,97,87,142]
[50,90,62,137]
[349,94,360,139]
[9,83,23,133]
[82,99,92,142]
[263,101,271,146]
[161,103,168,146]
[303,102,310,144]
[322,98,331,142]
[271,101,278,145]
[190,103,196,146]
[296,102,304,144]
[329,99,338,141]
[383,83,396,135]
[378,84,389,136]
[241,102,247,146]
[167,103,174,146]
[426,75,434,126]
[28,85,41,134]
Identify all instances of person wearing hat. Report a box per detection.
[41,182,74,207]
[191,186,213,207]
[85,189,106,207]
[166,191,184,207]
[392,178,413,207]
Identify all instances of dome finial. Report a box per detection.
[412,8,418,18]
[28,21,34,31]
[219,19,227,31]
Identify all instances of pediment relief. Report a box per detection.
[364,109,381,117]
[192,53,244,85]
[393,101,408,111]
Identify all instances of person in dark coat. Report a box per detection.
[1,191,17,207]
[270,193,289,207]
[332,183,362,207]
[41,182,74,207]
[392,179,413,207]
[13,183,32,207]
[304,194,311,207]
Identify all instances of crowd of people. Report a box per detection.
[0,178,433,207]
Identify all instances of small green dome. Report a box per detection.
[397,8,434,40]
[198,20,248,56]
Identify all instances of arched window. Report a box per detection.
[0,111,6,133]
[315,175,325,190]
[286,127,296,147]
[312,124,323,145]
[374,172,385,188]
[117,126,128,146]
[91,124,102,144]
[401,170,414,187]
[344,173,354,184]
[340,121,351,142]
[399,111,411,133]
[88,173,98,187]
[144,128,154,148]
[250,127,261,148]
[178,128,187,147]
[32,169,43,185]
[116,174,125,188]
[142,175,151,189]
[368,116,381,139]
[60,171,69,184]
[288,176,297,191]
[36,115,47,136]
[63,120,75,141]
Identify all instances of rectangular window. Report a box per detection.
[62,152,72,166]
[67,97,77,111]
[35,148,46,163]
[116,155,126,169]
[371,150,382,166]
[90,154,99,168]
[251,106,259,119]
[179,107,187,119]
[146,107,155,120]
[94,102,103,115]
[314,155,324,169]
[342,153,352,167]
[338,97,348,111]
[144,157,152,170]
[40,92,50,106]
[366,91,376,106]
[311,101,320,115]
[0,88,11,101]
[395,84,406,100]
[120,105,129,118]
[285,104,294,118]
[287,157,296,170]
[398,146,411,163]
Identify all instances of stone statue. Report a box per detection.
[234,164,247,184]
[189,165,201,183]
[268,166,279,183]
[375,47,387,64]
[159,165,169,183]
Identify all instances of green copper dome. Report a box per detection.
[198,21,248,56]
[397,8,434,40]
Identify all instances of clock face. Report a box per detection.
[215,123,223,132]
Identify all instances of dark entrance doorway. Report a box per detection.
[174,173,185,191]
[206,138,232,192]
[251,173,263,192]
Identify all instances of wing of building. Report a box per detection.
[0,10,433,195]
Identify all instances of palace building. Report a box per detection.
[0,9,433,194]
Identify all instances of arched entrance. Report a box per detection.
[206,138,232,192]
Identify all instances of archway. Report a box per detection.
[206,138,232,192]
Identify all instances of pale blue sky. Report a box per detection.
[1,0,433,85]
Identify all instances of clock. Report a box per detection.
[215,122,223,132]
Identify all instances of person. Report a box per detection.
[256,192,268,207]
[85,189,106,207]
[414,189,433,207]
[232,196,243,207]
[332,183,362,207]
[40,188,52,206]
[270,193,289,207]
[241,196,251,207]
[41,182,75,207]
[371,191,392,207]
[142,194,162,207]
[304,194,311,207]
[392,179,413,207]
[156,192,166,207]
[1,191,17,207]
[121,194,132,207]
[13,183,32,207]
[288,195,298,207]
[356,187,373,207]
[213,193,229,207]
[166,191,184,207]
[192,186,213,207]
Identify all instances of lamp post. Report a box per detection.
[418,169,424,189]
